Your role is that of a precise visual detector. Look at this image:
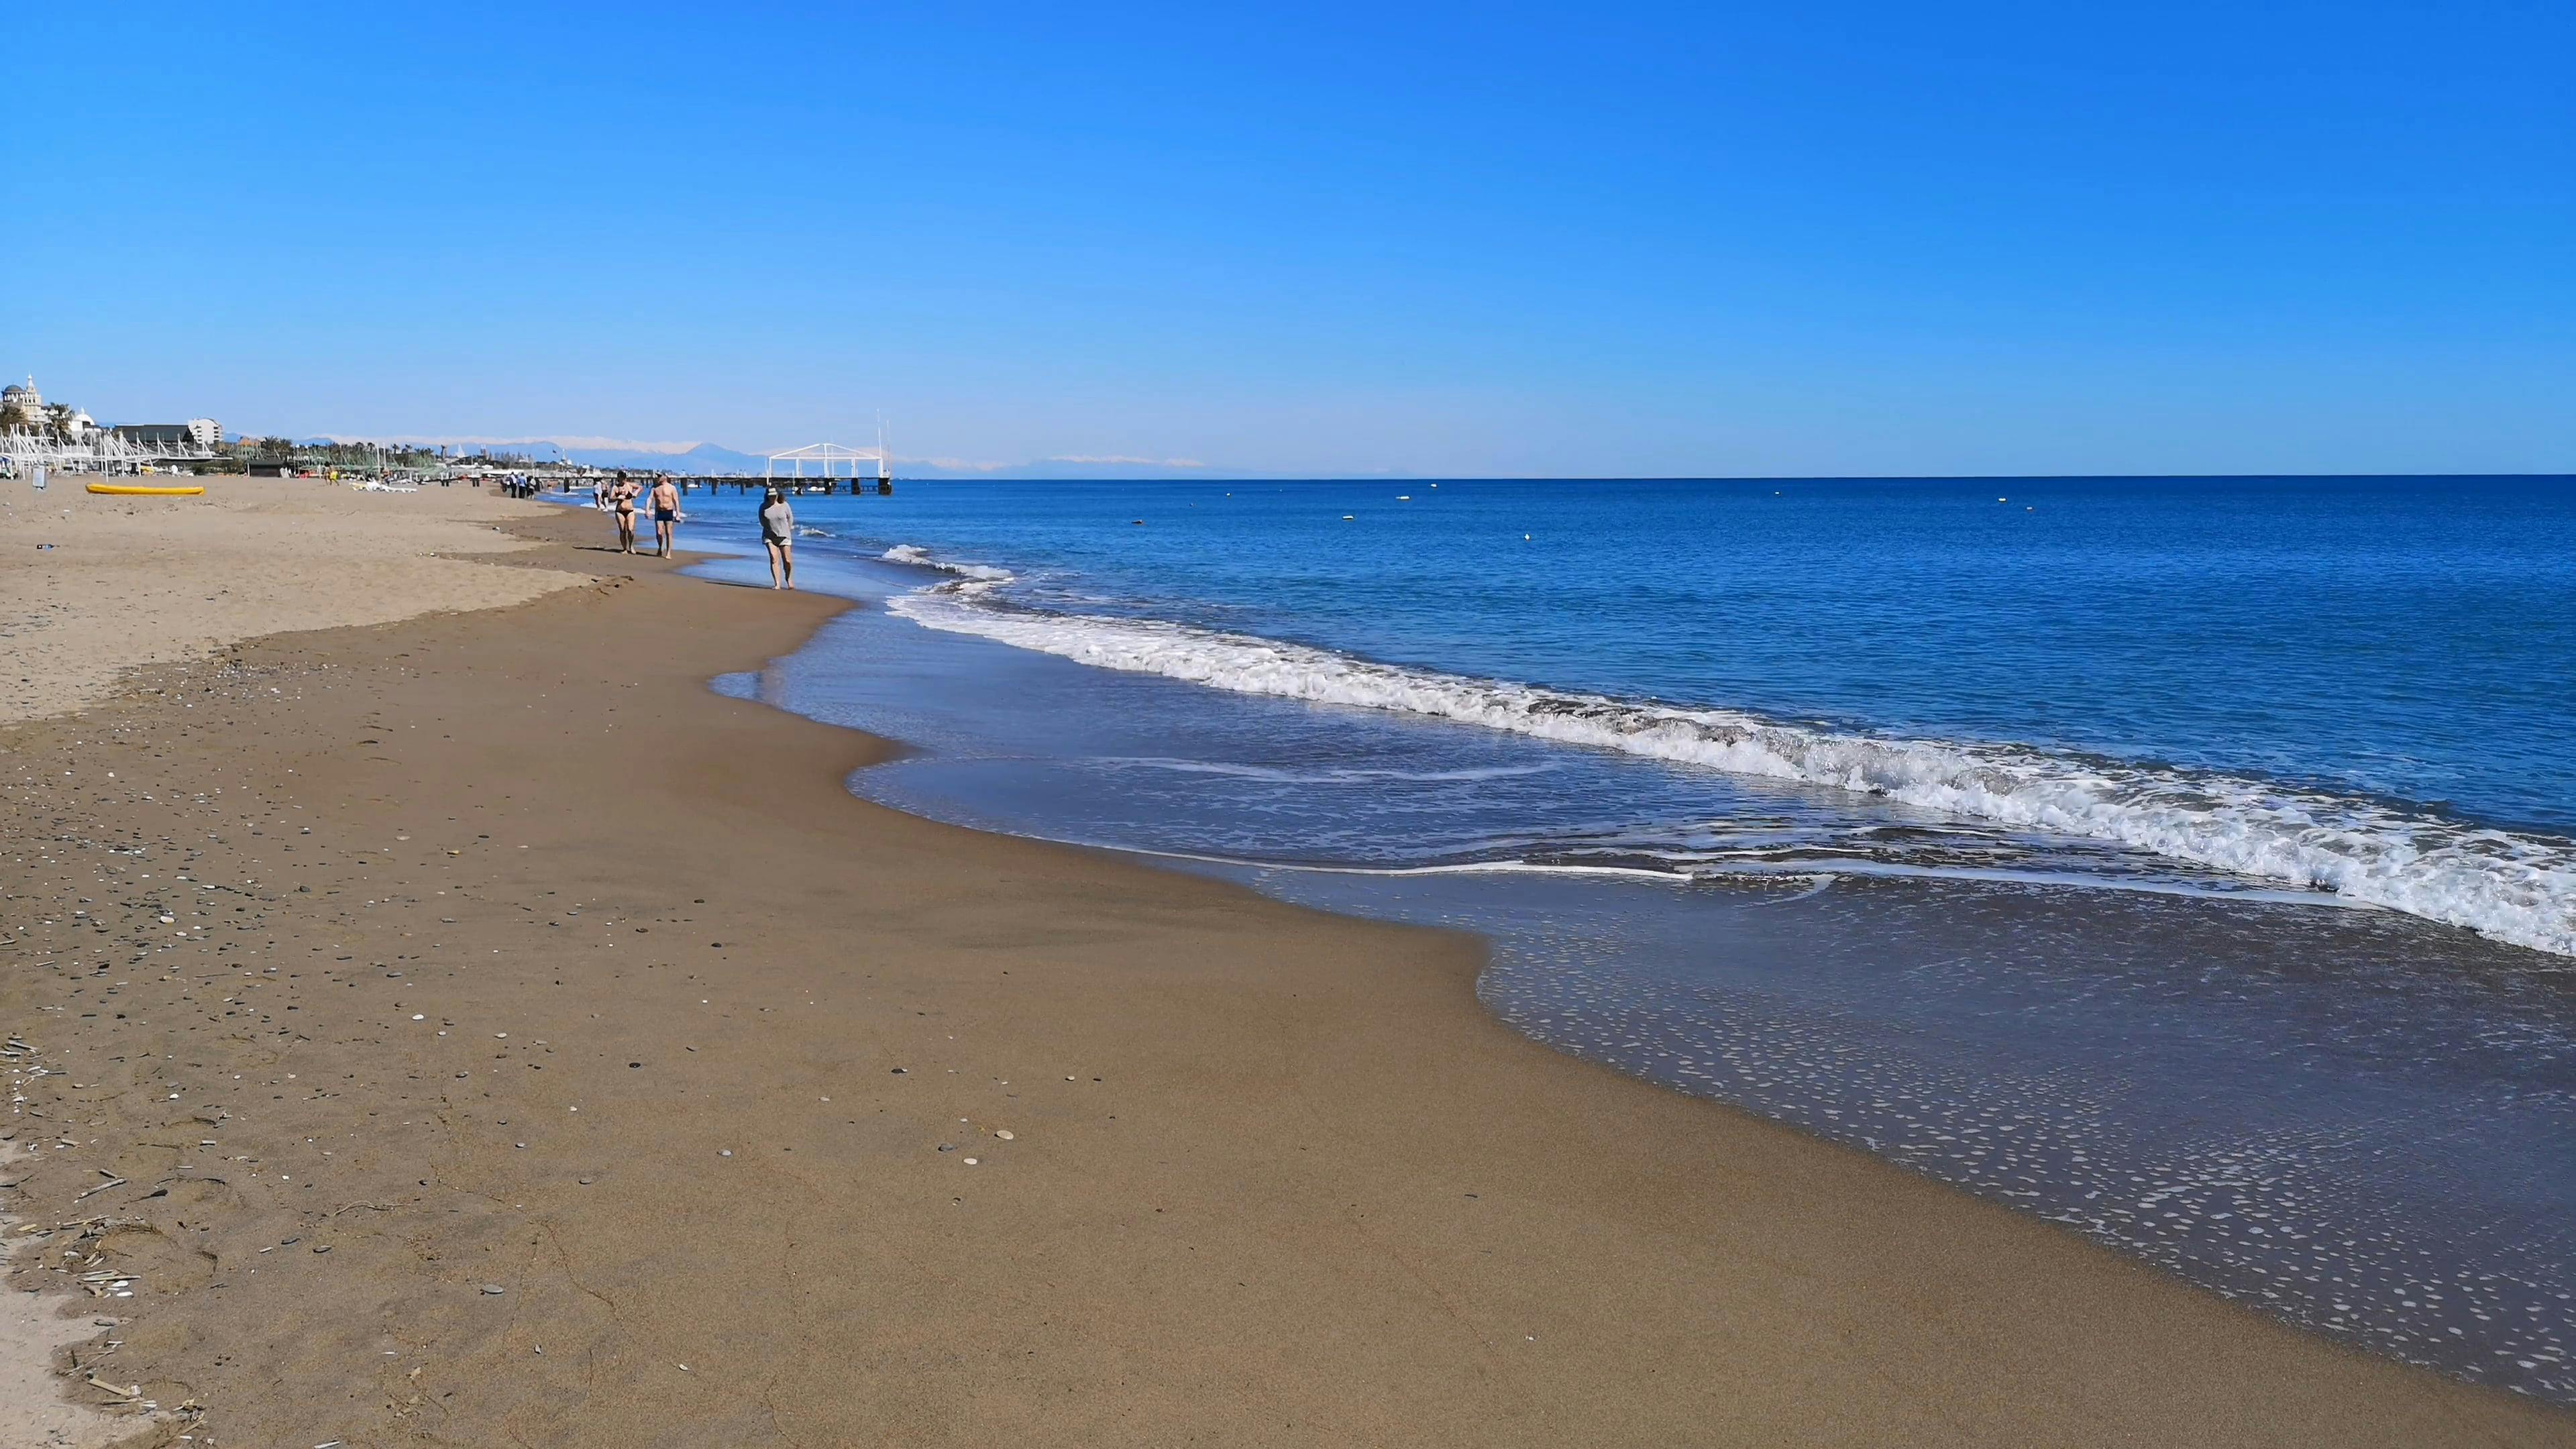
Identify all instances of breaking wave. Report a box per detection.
[1100,756,1561,784]
[881,545,1012,591]
[876,547,2576,959]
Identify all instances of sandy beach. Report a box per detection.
[2,487,2570,1447]
[0,476,585,726]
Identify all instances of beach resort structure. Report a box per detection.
[0,376,99,441]
[0,429,198,476]
[0,374,222,474]
[107,419,225,449]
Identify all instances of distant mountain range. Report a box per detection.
[304,436,1262,479]
[536,445,1236,480]
[299,437,779,473]
[560,441,772,474]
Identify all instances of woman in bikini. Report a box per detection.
[611,472,640,553]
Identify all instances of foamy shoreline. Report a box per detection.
[871,541,2576,959]
[1,502,2566,1444]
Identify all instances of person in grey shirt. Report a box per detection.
[760,486,796,590]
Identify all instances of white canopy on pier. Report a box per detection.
[765,441,890,481]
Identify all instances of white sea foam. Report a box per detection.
[881,545,1012,590]
[878,548,2576,959]
[1104,756,1560,784]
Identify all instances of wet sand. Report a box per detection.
[1,502,2569,1446]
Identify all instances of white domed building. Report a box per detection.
[1,376,42,429]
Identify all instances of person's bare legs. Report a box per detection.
[657,517,676,557]
[766,539,786,589]
[781,541,794,590]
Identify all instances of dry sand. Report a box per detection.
[0,474,585,725]
[0,1143,137,1449]
[1,501,2570,1446]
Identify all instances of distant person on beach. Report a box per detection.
[760,486,796,590]
[650,475,680,557]
[612,472,640,554]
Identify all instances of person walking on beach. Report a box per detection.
[612,472,641,554]
[650,474,680,557]
[760,485,796,590]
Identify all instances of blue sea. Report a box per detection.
[625,476,2573,1399]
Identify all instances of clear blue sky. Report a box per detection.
[15,1,2571,476]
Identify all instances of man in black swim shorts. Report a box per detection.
[650,475,680,557]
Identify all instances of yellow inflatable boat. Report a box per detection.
[86,483,206,496]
